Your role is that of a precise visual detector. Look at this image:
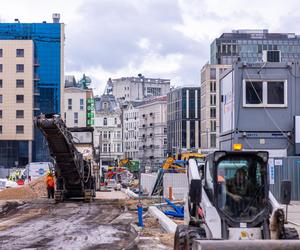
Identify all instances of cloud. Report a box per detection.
[63,0,300,93]
[65,0,207,92]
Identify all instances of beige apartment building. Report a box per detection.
[200,64,230,150]
[0,40,34,163]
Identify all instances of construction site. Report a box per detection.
[0,114,300,250]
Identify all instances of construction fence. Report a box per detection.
[269,156,300,201]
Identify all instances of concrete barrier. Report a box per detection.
[148,206,177,233]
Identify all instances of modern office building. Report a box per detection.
[138,96,167,171]
[200,64,231,150]
[0,14,65,167]
[106,76,170,102]
[94,94,123,167]
[167,87,201,154]
[211,29,300,64]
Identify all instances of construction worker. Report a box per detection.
[46,171,55,199]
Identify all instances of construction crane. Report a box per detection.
[35,114,96,202]
[174,148,299,249]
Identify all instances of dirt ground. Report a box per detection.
[0,200,136,250]
[141,216,174,247]
[0,177,47,200]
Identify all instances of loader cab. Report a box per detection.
[207,151,269,227]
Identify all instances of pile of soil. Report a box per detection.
[0,177,47,200]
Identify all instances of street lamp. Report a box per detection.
[137,73,145,227]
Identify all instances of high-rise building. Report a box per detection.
[167,87,201,154]
[107,76,170,102]
[200,64,231,150]
[211,29,300,64]
[0,15,64,167]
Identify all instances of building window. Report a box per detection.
[103,102,108,109]
[210,107,216,118]
[210,94,216,106]
[0,110,2,118]
[210,120,216,132]
[0,64,2,73]
[16,64,24,73]
[268,81,285,104]
[210,134,216,148]
[80,99,84,110]
[116,131,121,139]
[16,49,24,57]
[0,125,2,134]
[117,144,121,153]
[16,79,24,88]
[0,49,2,57]
[243,80,287,107]
[16,110,24,118]
[245,81,263,104]
[0,79,2,88]
[74,112,78,124]
[16,125,24,134]
[114,117,117,124]
[103,143,107,152]
[68,98,72,110]
[16,95,24,103]
[103,131,108,139]
[0,95,2,103]
[210,68,216,79]
[210,81,216,93]
[103,117,107,125]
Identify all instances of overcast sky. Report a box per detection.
[1,0,300,94]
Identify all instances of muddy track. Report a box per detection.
[0,200,136,250]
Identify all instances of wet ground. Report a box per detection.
[0,199,136,250]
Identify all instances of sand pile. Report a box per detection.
[0,177,47,200]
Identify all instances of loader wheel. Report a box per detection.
[282,227,299,239]
[186,227,206,250]
[174,225,188,250]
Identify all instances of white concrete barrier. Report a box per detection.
[121,188,139,199]
[148,206,177,233]
[163,173,188,200]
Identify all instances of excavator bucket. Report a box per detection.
[192,240,300,250]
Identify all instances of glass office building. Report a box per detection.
[167,87,201,154]
[211,29,300,64]
[0,18,64,167]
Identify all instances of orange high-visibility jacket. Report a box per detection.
[46,176,55,188]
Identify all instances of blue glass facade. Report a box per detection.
[0,23,63,164]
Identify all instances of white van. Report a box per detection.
[26,162,54,181]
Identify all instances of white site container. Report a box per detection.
[141,173,157,193]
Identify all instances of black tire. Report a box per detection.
[282,227,299,240]
[186,227,206,250]
[174,225,188,250]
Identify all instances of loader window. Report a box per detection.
[216,155,267,221]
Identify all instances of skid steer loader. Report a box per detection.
[174,150,300,250]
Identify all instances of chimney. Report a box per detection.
[52,13,60,23]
